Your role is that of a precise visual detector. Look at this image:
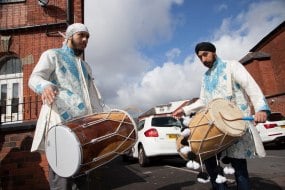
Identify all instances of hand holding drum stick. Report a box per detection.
[219,110,267,125]
[219,111,267,157]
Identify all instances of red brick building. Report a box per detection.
[0,0,84,189]
[240,21,285,115]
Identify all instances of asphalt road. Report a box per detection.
[85,144,285,190]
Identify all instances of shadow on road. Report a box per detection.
[250,176,284,190]
[143,156,187,168]
[88,157,146,189]
[156,181,196,190]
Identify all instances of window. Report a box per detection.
[137,120,145,131]
[0,55,23,122]
[0,0,25,4]
[0,56,22,75]
[268,113,285,121]
[12,83,19,113]
[151,117,181,127]
[0,84,7,114]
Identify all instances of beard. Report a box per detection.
[71,38,85,56]
[73,49,83,56]
[203,55,216,68]
[203,61,214,68]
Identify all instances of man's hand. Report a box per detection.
[254,111,267,125]
[41,85,58,105]
[173,108,184,119]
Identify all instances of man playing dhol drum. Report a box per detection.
[173,42,270,190]
[29,23,106,189]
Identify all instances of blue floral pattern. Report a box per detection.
[51,46,92,121]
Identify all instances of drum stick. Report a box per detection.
[219,113,266,157]
[219,112,254,121]
[241,116,254,121]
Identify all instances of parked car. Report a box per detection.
[256,112,285,145]
[131,115,182,166]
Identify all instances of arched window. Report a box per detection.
[0,56,22,75]
[0,55,23,122]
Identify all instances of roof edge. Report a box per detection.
[250,21,285,52]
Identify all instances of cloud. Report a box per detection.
[85,0,184,111]
[85,0,285,113]
[114,57,205,110]
[216,4,228,12]
[213,0,285,60]
[166,48,181,61]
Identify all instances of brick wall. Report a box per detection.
[0,0,84,189]
[245,59,278,96]
[267,96,285,115]
[259,29,285,93]
[0,1,67,29]
[243,22,285,115]
[0,130,49,190]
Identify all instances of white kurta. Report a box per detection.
[183,57,270,159]
[29,45,106,152]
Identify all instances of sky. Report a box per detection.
[84,0,285,115]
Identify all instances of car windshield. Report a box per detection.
[268,113,285,121]
[151,117,181,127]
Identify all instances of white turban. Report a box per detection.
[65,23,89,39]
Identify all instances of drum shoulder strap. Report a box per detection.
[226,61,233,98]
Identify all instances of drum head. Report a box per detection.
[208,99,246,136]
[45,125,82,177]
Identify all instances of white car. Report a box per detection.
[131,115,182,166]
[256,112,285,145]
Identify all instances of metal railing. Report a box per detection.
[0,96,41,125]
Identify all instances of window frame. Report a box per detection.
[0,0,26,4]
[0,55,23,123]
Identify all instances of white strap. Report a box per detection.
[248,124,266,157]
[78,59,93,113]
[226,61,233,97]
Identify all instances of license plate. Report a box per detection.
[168,134,177,139]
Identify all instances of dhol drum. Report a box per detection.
[177,98,247,162]
[45,109,137,177]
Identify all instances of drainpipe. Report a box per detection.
[66,0,74,25]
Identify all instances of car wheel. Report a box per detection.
[138,146,149,167]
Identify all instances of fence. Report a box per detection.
[0,96,41,125]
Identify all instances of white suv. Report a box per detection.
[256,112,285,146]
[132,115,182,166]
